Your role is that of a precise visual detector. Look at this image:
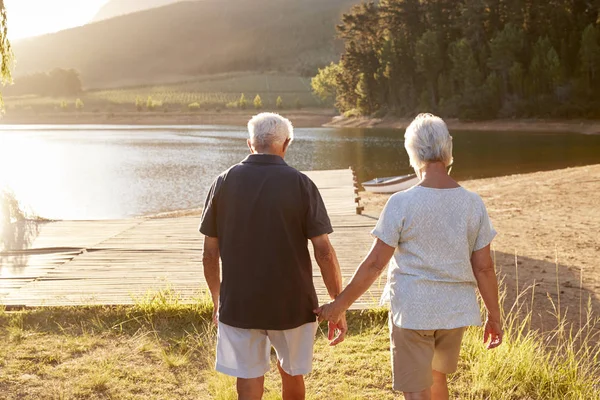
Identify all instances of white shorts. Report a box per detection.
[216,321,318,379]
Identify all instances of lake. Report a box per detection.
[1,124,600,220]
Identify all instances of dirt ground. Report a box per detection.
[360,164,600,333]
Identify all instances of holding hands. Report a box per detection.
[314,301,348,346]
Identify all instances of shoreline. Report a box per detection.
[0,109,336,128]
[324,115,600,135]
[2,111,600,134]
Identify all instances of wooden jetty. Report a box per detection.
[0,169,383,309]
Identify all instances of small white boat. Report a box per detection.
[362,174,419,194]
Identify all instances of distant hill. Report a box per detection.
[91,0,186,22]
[12,0,358,88]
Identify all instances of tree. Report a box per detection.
[579,24,600,88]
[146,96,154,110]
[238,93,248,109]
[311,62,341,101]
[0,0,12,110]
[487,23,524,97]
[253,94,262,110]
[529,37,561,96]
[415,30,443,108]
[135,96,143,112]
[276,96,284,110]
[75,98,84,111]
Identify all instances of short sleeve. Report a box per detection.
[304,178,333,239]
[474,201,497,251]
[371,196,403,248]
[199,176,222,237]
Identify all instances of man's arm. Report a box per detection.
[311,234,343,299]
[310,234,346,345]
[471,244,503,349]
[203,236,221,324]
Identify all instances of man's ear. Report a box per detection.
[247,139,254,154]
[282,138,291,153]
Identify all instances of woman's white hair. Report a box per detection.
[404,113,453,170]
[247,112,294,150]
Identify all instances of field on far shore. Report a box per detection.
[3,72,328,115]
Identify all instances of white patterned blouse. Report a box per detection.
[372,186,497,330]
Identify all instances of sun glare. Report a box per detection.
[5,0,109,40]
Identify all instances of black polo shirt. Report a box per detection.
[199,154,333,330]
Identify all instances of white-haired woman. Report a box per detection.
[315,114,502,400]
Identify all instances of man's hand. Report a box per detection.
[212,302,219,325]
[314,300,348,346]
[326,315,347,346]
[484,318,503,349]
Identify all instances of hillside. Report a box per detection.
[12,0,357,89]
[91,0,186,22]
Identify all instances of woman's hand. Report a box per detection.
[314,301,348,346]
[314,300,345,325]
[484,318,503,349]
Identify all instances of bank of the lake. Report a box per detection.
[0,109,336,128]
[325,115,600,135]
[4,110,600,134]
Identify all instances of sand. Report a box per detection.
[360,164,600,333]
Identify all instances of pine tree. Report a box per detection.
[238,93,248,110]
[580,24,600,88]
[253,94,263,110]
[276,96,284,110]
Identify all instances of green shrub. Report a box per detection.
[253,94,263,110]
[188,102,201,111]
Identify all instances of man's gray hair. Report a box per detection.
[404,113,453,170]
[247,112,294,150]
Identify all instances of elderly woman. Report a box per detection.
[316,114,503,400]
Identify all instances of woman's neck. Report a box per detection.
[417,162,460,189]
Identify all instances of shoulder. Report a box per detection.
[386,186,422,207]
[460,188,487,207]
[296,170,319,189]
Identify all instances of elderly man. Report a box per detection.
[200,112,347,400]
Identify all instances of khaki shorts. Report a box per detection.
[390,319,466,392]
[216,321,318,379]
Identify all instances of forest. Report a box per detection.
[5,68,83,97]
[312,0,600,120]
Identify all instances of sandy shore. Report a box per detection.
[361,164,600,332]
[325,115,600,135]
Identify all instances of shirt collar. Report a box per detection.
[241,154,287,165]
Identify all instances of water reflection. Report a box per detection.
[0,189,41,275]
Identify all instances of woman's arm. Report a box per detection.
[471,244,503,349]
[315,238,395,323]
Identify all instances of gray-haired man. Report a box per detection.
[200,112,347,400]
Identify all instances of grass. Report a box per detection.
[3,73,328,113]
[0,286,598,399]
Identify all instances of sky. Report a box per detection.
[5,0,109,40]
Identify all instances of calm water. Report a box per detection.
[1,124,600,220]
